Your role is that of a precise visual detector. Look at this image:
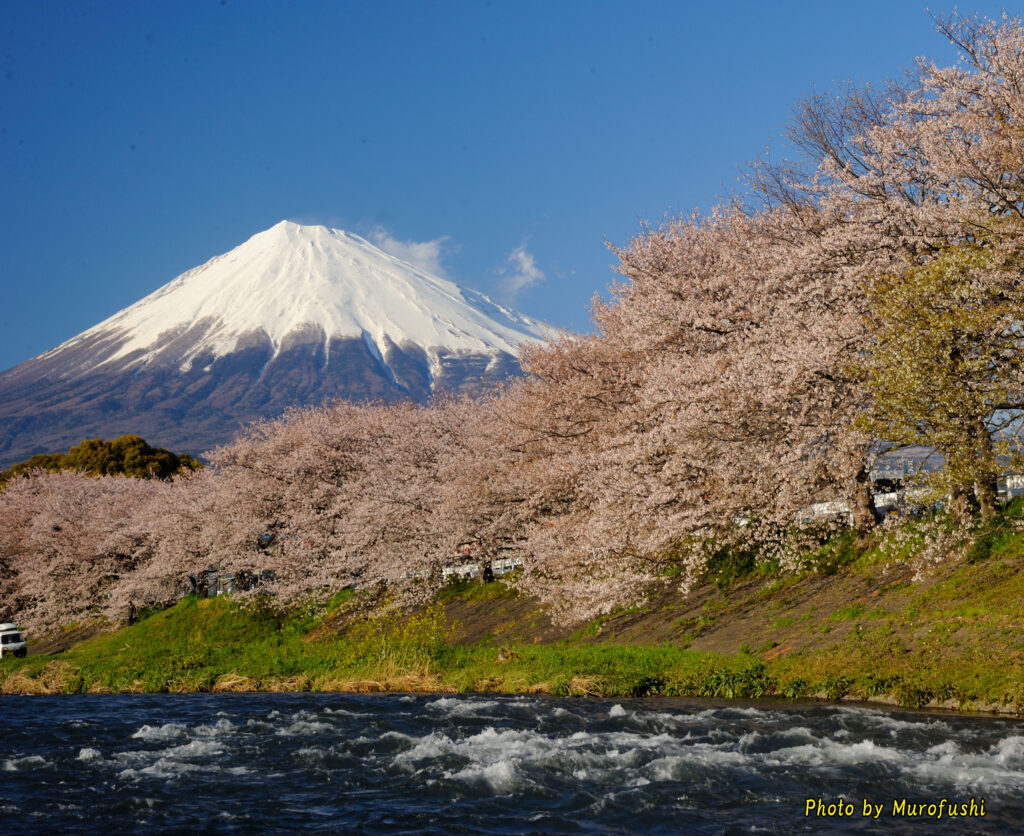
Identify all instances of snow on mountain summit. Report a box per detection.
[57,220,548,375]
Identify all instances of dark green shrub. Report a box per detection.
[822,674,852,701]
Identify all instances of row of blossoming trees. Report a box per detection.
[4,14,1024,629]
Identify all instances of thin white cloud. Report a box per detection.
[370,227,451,277]
[497,244,546,303]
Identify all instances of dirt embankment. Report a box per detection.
[441,591,567,645]
[425,567,912,653]
[26,623,104,657]
[588,562,921,656]
[429,551,1021,678]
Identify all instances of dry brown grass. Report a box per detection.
[0,661,75,694]
[314,672,454,694]
[318,677,385,692]
[567,676,601,696]
[260,675,312,692]
[0,671,50,694]
[212,672,257,692]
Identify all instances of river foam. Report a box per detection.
[1,693,1023,833]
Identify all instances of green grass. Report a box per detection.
[436,579,518,603]
[0,593,407,693]
[432,642,777,699]
[0,595,775,699]
[829,602,867,621]
[61,596,341,692]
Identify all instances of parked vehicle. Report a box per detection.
[0,623,27,658]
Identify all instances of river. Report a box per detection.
[1,693,1021,833]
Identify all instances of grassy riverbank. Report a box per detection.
[5,507,1024,712]
[0,593,769,700]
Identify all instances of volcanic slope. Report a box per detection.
[0,221,549,465]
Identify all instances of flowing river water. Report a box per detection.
[1,693,1022,833]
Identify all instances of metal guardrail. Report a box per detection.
[490,557,524,577]
[441,563,481,581]
[417,557,526,582]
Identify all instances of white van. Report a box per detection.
[0,624,26,658]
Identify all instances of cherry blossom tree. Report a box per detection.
[0,470,165,628]
[764,12,1024,517]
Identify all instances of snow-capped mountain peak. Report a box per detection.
[0,222,551,466]
[48,220,547,377]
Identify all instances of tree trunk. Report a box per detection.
[850,464,877,535]
[948,486,976,526]
[977,482,997,522]
[974,419,998,523]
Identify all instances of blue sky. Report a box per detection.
[0,0,1013,371]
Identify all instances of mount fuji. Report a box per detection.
[0,221,549,466]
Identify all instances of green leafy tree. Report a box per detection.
[0,435,202,488]
[855,243,1024,520]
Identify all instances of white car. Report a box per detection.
[0,623,26,658]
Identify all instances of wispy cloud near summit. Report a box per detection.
[497,244,546,304]
[371,227,452,278]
